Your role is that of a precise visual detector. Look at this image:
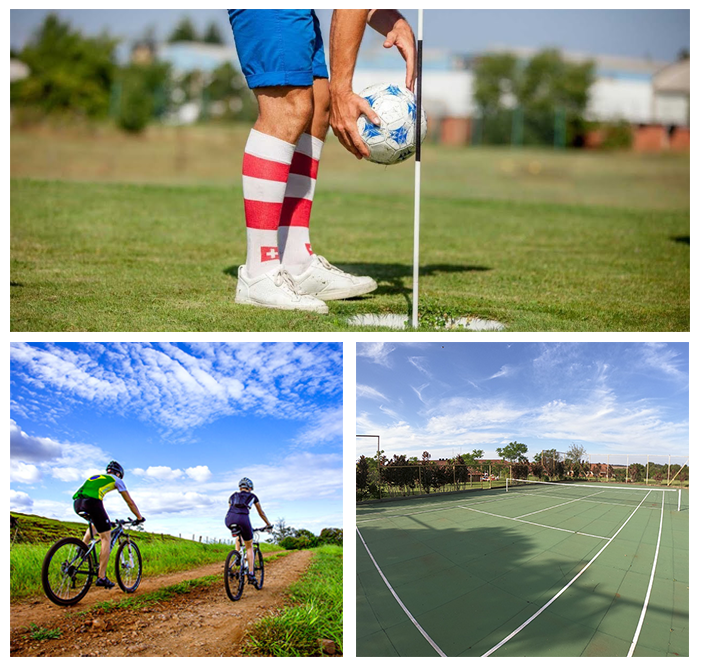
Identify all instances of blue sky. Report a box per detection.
[10,8,689,62]
[10,342,343,541]
[357,342,689,465]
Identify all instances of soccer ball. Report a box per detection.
[356,83,427,165]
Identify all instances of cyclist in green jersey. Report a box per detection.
[73,461,144,588]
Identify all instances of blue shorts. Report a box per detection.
[227,9,329,89]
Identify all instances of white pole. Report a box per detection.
[412,9,423,329]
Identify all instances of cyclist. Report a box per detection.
[225,477,272,583]
[72,461,144,589]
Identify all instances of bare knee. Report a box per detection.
[310,78,330,140]
[254,86,314,143]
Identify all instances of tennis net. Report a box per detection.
[506,478,684,511]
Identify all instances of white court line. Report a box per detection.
[356,527,446,657]
[628,492,666,656]
[481,490,653,657]
[457,505,611,540]
[515,489,606,518]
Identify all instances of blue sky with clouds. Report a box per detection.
[10,8,689,62]
[10,342,343,541]
[357,342,688,465]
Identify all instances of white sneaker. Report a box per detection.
[235,265,328,314]
[291,255,377,301]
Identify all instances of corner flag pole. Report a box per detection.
[412,8,423,329]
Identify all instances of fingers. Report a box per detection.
[330,92,378,159]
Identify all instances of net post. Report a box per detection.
[678,488,681,512]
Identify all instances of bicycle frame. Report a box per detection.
[82,519,131,566]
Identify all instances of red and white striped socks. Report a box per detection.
[279,133,324,275]
[242,129,296,277]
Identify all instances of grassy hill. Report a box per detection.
[10,512,279,601]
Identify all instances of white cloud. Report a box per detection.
[51,467,83,482]
[291,405,342,447]
[133,466,184,481]
[10,490,34,514]
[10,419,63,462]
[186,465,212,483]
[11,342,342,435]
[357,384,388,402]
[10,462,41,485]
[357,342,394,367]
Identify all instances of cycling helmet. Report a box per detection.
[238,477,254,490]
[106,461,124,479]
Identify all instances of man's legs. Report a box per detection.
[243,86,311,278]
[279,78,329,274]
[83,524,112,583]
[235,86,328,313]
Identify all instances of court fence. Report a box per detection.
[356,452,689,503]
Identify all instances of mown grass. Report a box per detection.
[10,179,689,332]
[241,545,343,657]
[10,123,689,332]
[9,513,280,602]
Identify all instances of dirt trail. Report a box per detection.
[11,550,313,657]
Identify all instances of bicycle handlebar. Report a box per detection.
[113,517,145,528]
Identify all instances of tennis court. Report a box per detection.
[356,480,689,657]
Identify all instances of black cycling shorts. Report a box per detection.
[225,512,253,542]
[74,496,111,534]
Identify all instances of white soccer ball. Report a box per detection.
[356,83,427,165]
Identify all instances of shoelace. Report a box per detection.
[273,267,301,295]
[315,255,351,277]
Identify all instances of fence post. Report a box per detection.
[511,106,523,146]
[554,106,566,149]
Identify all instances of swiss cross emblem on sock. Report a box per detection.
[260,246,279,262]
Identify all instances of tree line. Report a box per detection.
[11,14,257,133]
[357,441,689,500]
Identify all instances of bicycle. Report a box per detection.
[41,517,144,606]
[223,525,269,601]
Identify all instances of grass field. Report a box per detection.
[10,124,689,332]
[242,544,343,656]
[9,512,278,601]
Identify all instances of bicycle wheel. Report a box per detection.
[224,549,245,601]
[253,547,264,590]
[41,537,94,606]
[115,540,142,593]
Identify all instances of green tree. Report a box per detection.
[271,518,296,544]
[204,61,257,122]
[203,21,224,45]
[473,52,518,115]
[114,60,171,133]
[497,441,528,463]
[566,443,588,478]
[318,528,343,546]
[461,449,484,469]
[11,14,117,119]
[356,456,370,500]
[473,48,595,147]
[168,16,199,42]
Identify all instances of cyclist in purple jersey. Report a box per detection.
[225,477,272,582]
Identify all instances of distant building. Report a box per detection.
[10,58,29,82]
[149,41,689,150]
[351,45,690,150]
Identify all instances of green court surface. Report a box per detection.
[356,483,688,657]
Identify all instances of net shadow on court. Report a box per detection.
[356,484,689,657]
